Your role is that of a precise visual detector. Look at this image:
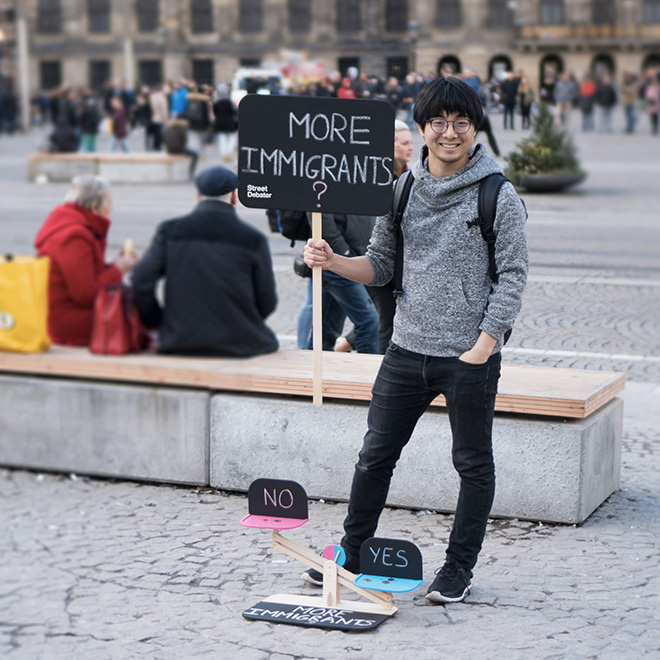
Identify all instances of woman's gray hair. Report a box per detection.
[64,175,111,211]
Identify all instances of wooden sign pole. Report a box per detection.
[312,211,323,405]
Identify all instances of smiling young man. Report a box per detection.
[302,76,528,603]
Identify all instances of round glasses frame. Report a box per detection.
[429,119,472,134]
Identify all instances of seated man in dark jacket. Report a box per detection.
[131,166,279,357]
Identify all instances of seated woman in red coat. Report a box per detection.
[34,175,138,346]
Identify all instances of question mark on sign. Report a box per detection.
[313,181,328,208]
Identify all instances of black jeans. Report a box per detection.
[342,344,502,571]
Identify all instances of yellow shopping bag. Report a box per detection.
[0,255,51,353]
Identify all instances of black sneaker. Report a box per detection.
[425,561,473,604]
[301,550,360,586]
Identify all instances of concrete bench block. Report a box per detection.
[209,394,623,524]
[27,154,190,183]
[0,376,208,485]
[28,157,96,181]
[97,158,190,183]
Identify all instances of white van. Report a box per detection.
[230,68,284,105]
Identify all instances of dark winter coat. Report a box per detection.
[212,98,238,133]
[131,200,279,357]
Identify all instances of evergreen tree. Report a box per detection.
[505,103,583,177]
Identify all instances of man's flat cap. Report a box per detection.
[195,166,238,197]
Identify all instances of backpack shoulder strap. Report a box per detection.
[392,170,414,297]
[477,173,508,284]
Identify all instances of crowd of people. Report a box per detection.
[10,61,658,172]
[540,66,660,134]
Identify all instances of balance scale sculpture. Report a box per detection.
[241,478,423,631]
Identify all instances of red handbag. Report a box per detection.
[89,284,146,355]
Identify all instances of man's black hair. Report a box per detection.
[413,76,483,129]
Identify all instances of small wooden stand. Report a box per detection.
[241,478,397,630]
[271,530,396,615]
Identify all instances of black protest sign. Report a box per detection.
[238,95,395,215]
[243,601,389,631]
[245,478,309,521]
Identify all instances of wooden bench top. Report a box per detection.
[0,347,625,419]
[28,153,189,163]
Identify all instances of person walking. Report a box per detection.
[517,73,535,130]
[400,72,422,128]
[553,71,578,128]
[78,92,101,153]
[296,211,379,354]
[578,74,597,132]
[644,71,660,135]
[212,84,238,162]
[148,85,169,151]
[109,97,130,152]
[500,71,520,130]
[621,71,639,134]
[595,73,618,133]
[301,76,528,603]
[337,77,356,99]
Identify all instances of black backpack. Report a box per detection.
[391,170,511,297]
[266,209,311,247]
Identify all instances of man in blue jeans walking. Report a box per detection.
[302,76,528,603]
[297,212,379,354]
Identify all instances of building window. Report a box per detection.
[139,60,162,86]
[193,59,215,87]
[89,60,110,91]
[337,0,361,33]
[240,0,263,33]
[386,0,408,32]
[38,0,62,34]
[436,0,462,29]
[136,0,159,33]
[488,0,513,28]
[288,0,311,34]
[387,56,408,80]
[191,0,213,33]
[539,0,564,25]
[645,0,660,22]
[88,0,110,33]
[40,60,62,90]
[593,0,616,24]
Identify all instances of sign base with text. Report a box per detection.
[243,595,391,631]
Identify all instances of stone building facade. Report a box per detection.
[1,0,659,96]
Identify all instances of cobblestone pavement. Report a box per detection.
[1,114,659,658]
[1,380,658,660]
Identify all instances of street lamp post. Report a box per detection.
[16,2,30,132]
[122,0,135,88]
[408,20,419,74]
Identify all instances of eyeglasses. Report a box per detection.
[429,119,472,134]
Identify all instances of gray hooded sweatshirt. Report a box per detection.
[366,143,528,357]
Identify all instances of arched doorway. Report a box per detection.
[437,55,462,76]
[488,54,513,82]
[539,54,564,103]
[591,53,615,79]
[641,53,660,73]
